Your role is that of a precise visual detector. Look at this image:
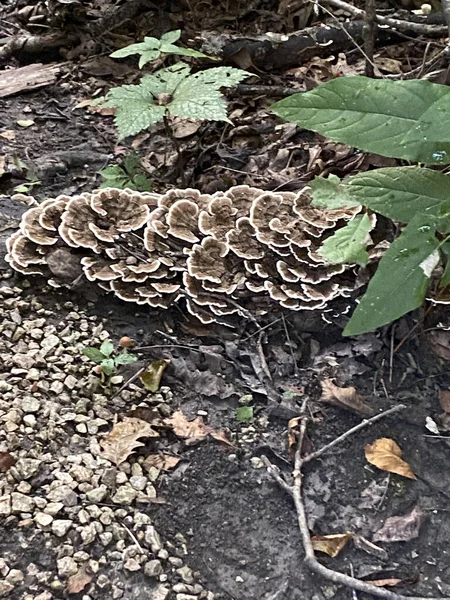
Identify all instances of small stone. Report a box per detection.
[5,569,24,584]
[85,485,107,503]
[144,560,163,578]
[177,566,194,584]
[0,496,11,516]
[124,558,141,571]
[75,423,87,434]
[15,458,41,479]
[46,485,77,506]
[175,595,197,600]
[158,549,169,560]
[34,592,53,600]
[129,476,147,491]
[151,585,170,600]
[11,492,35,513]
[52,520,72,537]
[99,532,113,546]
[12,353,35,370]
[250,457,264,469]
[144,526,163,552]
[69,465,92,483]
[44,502,64,516]
[112,585,124,599]
[34,512,53,528]
[23,414,36,427]
[0,582,13,597]
[169,557,183,567]
[111,485,137,506]
[57,556,78,577]
[26,368,40,381]
[64,375,78,390]
[50,381,64,394]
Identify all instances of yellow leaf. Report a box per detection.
[100,417,159,465]
[311,532,352,557]
[140,359,170,392]
[365,438,416,479]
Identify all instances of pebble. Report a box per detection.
[11,492,35,513]
[52,520,73,537]
[46,485,77,506]
[35,512,53,528]
[85,485,107,503]
[151,585,170,600]
[144,559,163,578]
[57,556,78,577]
[5,569,24,584]
[145,526,163,552]
[15,458,41,479]
[0,582,14,597]
[0,496,11,516]
[177,566,194,584]
[111,485,137,505]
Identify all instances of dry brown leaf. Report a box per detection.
[373,507,424,543]
[0,452,15,472]
[165,410,233,446]
[365,438,416,480]
[100,417,159,465]
[288,416,302,455]
[439,389,450,413]
[171,118,202,139]
[67,566,92,594]
[369,578,403,588]
[144,454,181,471]
[311,532,352,557]
[427,329,450,360]
[320,379,374,416]
[0,130,16,141]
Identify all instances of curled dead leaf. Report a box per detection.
[165,410,233,447]
[365,438,416,480]
[140,359,170,392]
[320,379,374,416]
[144,454,181,471]
[373,507,424,543]
[0,452,15,472]
[67,566,92,594]
[311,532,352,557]
[100,417,159,465]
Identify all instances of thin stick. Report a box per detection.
[363,0,376,77]
[281,313,299,377]
[302,404,405,465]
[111,365,147,400]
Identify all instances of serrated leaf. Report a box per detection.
[171,82,229,121]
[343,167,450,225]
[190,66,250,89]
[82,347,106,363]
[311,174,360,209]
[344,215,440,336]
[132,173,153,192]
[101,358,115,375]
[172,47,213,59]
[100,417,159,465]
[271,77,450,164]
[114,352,138,365]
[236,406,254,422]
[318,214,374,266]
[100,341,114,357]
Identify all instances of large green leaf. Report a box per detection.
[342,167,450,225]
[311,174,360,209]
[190,67,251,89]
[344,215,440,336]
[318,214,374,266]
[271,77,450,164]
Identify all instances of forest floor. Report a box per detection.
[2,2,450,600]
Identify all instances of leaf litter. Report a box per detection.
[100,417,160,465]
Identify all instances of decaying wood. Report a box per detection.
[0,63,62,98]
[203,14,447,71]
[0,33,77,62]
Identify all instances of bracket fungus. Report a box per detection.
[6,186,363,323]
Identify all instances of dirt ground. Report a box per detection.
[3,2,450,600]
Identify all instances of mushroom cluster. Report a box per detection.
[6,186,362,323]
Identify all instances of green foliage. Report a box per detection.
[82,343,137,382]
[96,62,250,139]
[271,77,450,335]
[318,214,374,266]
[98,154,152,191]
[110,30,212,68]
[271,76,450,164]
[236,406,254,423]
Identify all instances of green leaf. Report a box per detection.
[160,30,181,44]
[171,46,213,59]
[311,174,360,209]
[139,359,170,392]
[271,77,450,164]
[123,153,141,175]
[114,352,138,365]
[440,242,450,287]
[190,66,250,89]
[343,167,450,224]
[100,341,114,357]
[82,347,106,363]
[138,50,162,68]
[171,83,229,121]
[101,358,116,376]
[132,173,153,192]
[344,215,440,336]
[318,214,374,266]
[110,41,153,59]
[236,406,254,423]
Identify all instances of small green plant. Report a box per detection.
[272,76,450,336]
[83,341,137,384]
[96,62,250,139]
[236,406,254,423]
[110,30,213,68]
[98,153,152,191]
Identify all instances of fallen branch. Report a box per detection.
[263,402,449,600]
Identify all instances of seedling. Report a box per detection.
[98,153,152,191]
[82,341,137,385]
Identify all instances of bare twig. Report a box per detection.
[111,365,147,400]
[263,401,446,600]
[363,0,376,77]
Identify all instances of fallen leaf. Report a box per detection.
[365,438,416,480]
[425,416,440,435]
[140,359,170,392]
[127,406,164,427]
[353,535,388,560]
[369,578,403,588]
[100,417,159,465]
[165,411,233,446]
[171,117,202,139]
[320,379,374,416]
[311,532,352,557]
[0,130,16,141]
[373,507,425,543]
[0,452,15,471]
[427,329,450,360]
[67,566,92,594]
[144,454,181,471]
[439,389,450,413]
[236,406,253,423]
